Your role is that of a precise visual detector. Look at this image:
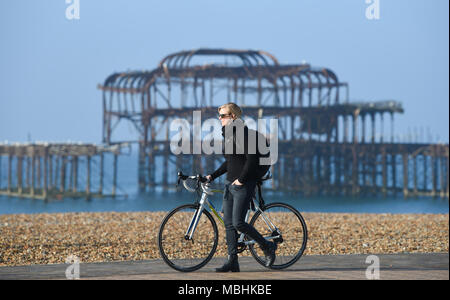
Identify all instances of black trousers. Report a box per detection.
[223,179,268,256]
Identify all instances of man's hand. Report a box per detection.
[232,179,243,186]
[206,175,213,182]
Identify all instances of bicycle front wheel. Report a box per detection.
[249,202,308,269]
[158,204,219,272]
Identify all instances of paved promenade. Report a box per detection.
[0,253,448,280]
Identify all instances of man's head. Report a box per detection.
[218,102,242,127]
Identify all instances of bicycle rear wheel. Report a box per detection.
[158,204,218,272]
[249,202,307,269]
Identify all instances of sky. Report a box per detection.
[0,0,448,144]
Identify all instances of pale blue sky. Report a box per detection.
[0,0,448,143]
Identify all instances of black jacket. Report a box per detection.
[211,119,269,183]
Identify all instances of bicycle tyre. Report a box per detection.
[248,202,308,270]
[158,204,219,272]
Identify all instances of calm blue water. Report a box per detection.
[0,151,448,215]
[0,189,448,215]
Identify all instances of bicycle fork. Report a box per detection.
[184,192,208,241]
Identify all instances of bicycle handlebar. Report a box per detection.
[177,171,210,191]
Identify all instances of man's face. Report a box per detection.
[218,108,234,126]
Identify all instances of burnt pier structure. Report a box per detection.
[99,49,449,198]
[0,143,123,200]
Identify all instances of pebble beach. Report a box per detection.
[0,212,448,267]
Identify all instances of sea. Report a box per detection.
[0,151,448,215]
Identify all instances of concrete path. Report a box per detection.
[0,253,448,280]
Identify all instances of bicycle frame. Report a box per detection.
[182,179,281,246]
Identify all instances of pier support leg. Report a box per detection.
[440,156,445,198]
[392,153,397,196]
[73,156,78,193]
[446,156,449,198]
[17,156,23,195]
[60,156,66,193]
[97,154,102,194]
[43,152,48,199]
[138,141,146,191]
[413,155,418,197]
[113,154,118,197]
[382,148,387,197]
[402,153,409,198]
[7,154,12,193]
[431,146,437,198]
[423,154,427,193]
[86,155,91,198]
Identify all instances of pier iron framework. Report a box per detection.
[0,143,123,200]
[98,48,448,198]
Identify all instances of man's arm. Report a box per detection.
[210,161,227,181]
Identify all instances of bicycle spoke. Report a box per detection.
[158,204,219,272]
[249,203,308,269]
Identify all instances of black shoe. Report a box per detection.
[262,242,277,268]
[215,255,240,272]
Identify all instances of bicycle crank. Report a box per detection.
[236,241,247,253]
[271,230,283,244]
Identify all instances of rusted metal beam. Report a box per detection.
[96,48,447,199]
[0,143,126,200]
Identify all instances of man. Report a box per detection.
[206,102,277,272]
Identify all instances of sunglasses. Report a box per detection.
[218,113,232,119]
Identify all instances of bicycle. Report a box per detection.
[157,171,308,272]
